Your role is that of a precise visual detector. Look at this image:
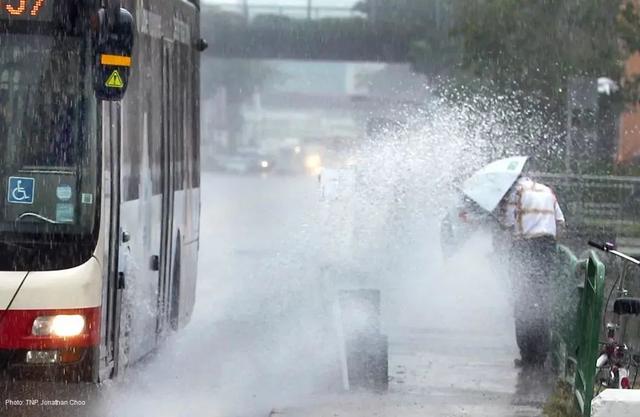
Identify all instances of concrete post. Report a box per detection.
[592,389,640,417]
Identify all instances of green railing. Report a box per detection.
[551,245,606,417]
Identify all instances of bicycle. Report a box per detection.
[588,241,640,392]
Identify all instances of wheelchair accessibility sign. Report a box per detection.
[7,177,35,204]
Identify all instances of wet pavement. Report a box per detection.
[272,326,553,417]
[0,173,554,417]
[208,173,555,417]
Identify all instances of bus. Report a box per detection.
[0,0,204,382]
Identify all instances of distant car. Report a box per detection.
[215,151,274,174]
[273,145,305,174]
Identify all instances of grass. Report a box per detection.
[543,382,580,417]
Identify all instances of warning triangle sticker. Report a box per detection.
[105,70,124,88]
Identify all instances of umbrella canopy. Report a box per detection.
[462,156,529,212]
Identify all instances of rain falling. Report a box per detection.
[1,1,640,417]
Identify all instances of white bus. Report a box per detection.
[0,0,204,382]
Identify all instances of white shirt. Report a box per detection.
[502,177,565,239]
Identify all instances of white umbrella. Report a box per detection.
[462,156,529,213]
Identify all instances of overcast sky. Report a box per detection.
[202,0,358,7]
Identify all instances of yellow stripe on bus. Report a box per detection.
[101,54,132,67]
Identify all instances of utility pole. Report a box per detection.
[242,0,249,22]
[567,77,598,174]
[370,0,379,23]
[566,88,573,174]
[307,0,312,20]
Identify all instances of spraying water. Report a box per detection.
[90,92,555,417]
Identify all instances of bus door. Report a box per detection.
[101,102,124,378]
[157,38,175,339]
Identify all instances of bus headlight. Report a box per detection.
[32,315,86,337]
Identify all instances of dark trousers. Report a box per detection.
[509,236,557,361]
[509,236,556,301]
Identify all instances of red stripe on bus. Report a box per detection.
[0,307,100,350]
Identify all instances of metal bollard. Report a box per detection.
[338,289,388,391]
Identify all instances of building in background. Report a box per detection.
[241,60,361,153]
[619,53,640,163]
[240,60,430,156]
[201,89,229,166]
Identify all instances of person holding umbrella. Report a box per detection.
[500,175,565,246]
[458,156,565,366]
[499,173,565,366]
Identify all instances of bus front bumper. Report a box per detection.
[0,346,98,382]
[0,307,101,382]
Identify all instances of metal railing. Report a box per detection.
[207,2,364,20]
[535,174,640,252]
[551,246,606,417]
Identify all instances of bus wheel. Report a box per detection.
[117,295,133,378]
[170,232,181,331]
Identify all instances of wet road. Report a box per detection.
[1,173,552,417]
[270,184,554,417]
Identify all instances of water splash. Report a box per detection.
[95,90,553,417]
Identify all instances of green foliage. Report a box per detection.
[543,382,580,417]
[619,1,640,53]
[451,0,622,114]
[356,0,640,168]
[618,1,640,105]
[355,0,459,75]
[355,0,639,115]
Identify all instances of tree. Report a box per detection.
[356,0,640,171]
[618,1,640,104]
[456,1,640,172]
[354,0,460,75]
[452,1,622,115]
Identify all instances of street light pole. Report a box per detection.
[370,0,378,23]
[566,89,572,174]
[242,0,249,21]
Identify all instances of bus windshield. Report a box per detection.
[0,32,99,270]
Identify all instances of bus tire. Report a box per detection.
[117,295,133,378]
[82,346,100,383]
[170,232,181,331]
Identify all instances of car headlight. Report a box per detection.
[304,154,322,170]
[260,160,270,169]
[32,315,86,337]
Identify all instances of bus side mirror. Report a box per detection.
[93,4,134,101]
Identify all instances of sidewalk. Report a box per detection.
[270,234,555,417]
[270,322,553,417]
